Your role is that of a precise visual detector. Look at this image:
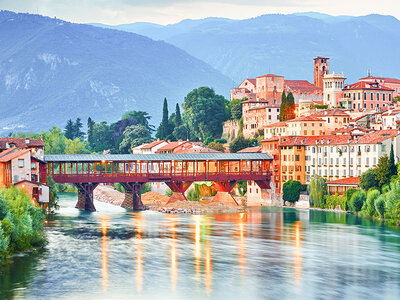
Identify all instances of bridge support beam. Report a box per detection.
[74,183,99,211]
[165,181,192,204]
[211,180,239,206]
[120,183,146,210]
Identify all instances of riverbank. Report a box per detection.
[94,185,246,214]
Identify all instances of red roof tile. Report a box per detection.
[141,140,166,149]
[264,121,287,128]
[312,109,349,117]
[0,137,44,150]
[256,74,284,78]
[359,76,400,84]
[238,146,261,153]
[285,80,322,93]
[0,149,30,162]
[286,115,325,122]
[327,177,360,185]
[343,81,394,91]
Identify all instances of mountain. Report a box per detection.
[92,13,400,84]
[0,11,234,134]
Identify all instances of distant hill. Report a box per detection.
[92,13,400,83]
[0,11,233,134]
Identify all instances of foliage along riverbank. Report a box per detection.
[308,153,400,226]
[0,186,47,264]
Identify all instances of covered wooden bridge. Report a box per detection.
[45,153,273,211]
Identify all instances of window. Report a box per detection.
[18,159,24,168]
[31,162,37,170]
[295,155,300,161]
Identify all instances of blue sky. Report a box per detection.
[1,0,399,24]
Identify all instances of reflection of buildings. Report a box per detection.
[168,215,178,291]
[100,215,110,292]
[133,214,144,292]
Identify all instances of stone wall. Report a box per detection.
[222,120,240,142]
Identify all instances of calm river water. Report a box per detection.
[1,193,400,299]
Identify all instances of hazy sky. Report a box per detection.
[1,0,400,25]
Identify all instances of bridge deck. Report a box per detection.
[45,153,273,183]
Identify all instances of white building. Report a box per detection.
[304,130,400,182]
[323,73,346,108]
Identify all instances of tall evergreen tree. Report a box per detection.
[87,117,95,147]
[64,119,75,140]
[390,143,396,175]
[286,92,295,121]
[175,103,182,126]
[161,98,169,138]
[73,118,84,140]
[279,91,287,121]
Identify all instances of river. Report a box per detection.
[1,193,400,299]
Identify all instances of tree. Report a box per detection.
[122,111,154,132]
[375,154,392,187]
[307,175,326,207]
[230,98,243,120]
[87,117,95,148]
[390,144,396,175]
[375,195,386,217]
[207,142,225,152]
[282,180,301,203]
[119,125,152,153]
[182,87,226,141]
[279,91,287,121]
[285,92,295,121]
[350,190,366,212]
[65,138,89,154]
[73,118,84,140]
[175,103,182,126]
[366,189,380,216]
[229,135,253,153]
[64,119,75,140]
[366,115,371,129]
[173,124,190,141]
[161,98,169,138]
[359,169,378,191]
[42,127,66,154]
[90,121,113,153]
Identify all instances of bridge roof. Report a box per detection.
[44,153,272,162]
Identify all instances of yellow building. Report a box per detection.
[278,137,307,190]
[286,115,325,136]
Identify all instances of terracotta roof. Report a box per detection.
[279,130,399,146]
[359,76,400,84]
[175,147,219,154]
[382,110,400,116]
[0,137,44,150]
[327,177,360,185]
[156,141,189,152]
[313,100,324,105]
[248,105,268,111]
[343,81,394,91]
[256,74,284,78]
[286,115,325,122]
[264,121,287,128]
[238,146,261,153]
[242,98,269,104]
[0,149,30,162]
[243,78,256,85]
[312,109,349,117]
[332,126,370,135]
[141,140,166,149]
[260,137,280,142]
[285,80,322,93]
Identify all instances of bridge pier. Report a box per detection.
[120,183,146,210]
[165,181,192,204]
[211,180,239,206]
[74,183,99,211]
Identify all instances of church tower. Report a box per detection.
[314,57,329,88]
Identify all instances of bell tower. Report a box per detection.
[314,57,329,88]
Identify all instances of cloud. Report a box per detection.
[0,0,399,25]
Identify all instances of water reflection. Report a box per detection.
[133,213,144,292]
[168,215,178,291]
[1,194,400,299]
[99,215,110,292]
[293,221,302,285]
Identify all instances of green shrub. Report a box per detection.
[165,188,173,197]
[141,183,151,194]
[365,189,380,216]
[375,195,386,218]
[382,184,390,194]
[282,180,301,203]
[350,190,366,212]
[346,188,357,202]
[324,194,346,210]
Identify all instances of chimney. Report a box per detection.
[25,138,30,144]
[327,139,331,144]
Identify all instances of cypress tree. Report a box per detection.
[286,92,295,121]
[87,117,95,147]
[161,98,169,138]
[175,103,182,126]
[73,117,84,140]
[390,143,396,175]
[279,91,287,121]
